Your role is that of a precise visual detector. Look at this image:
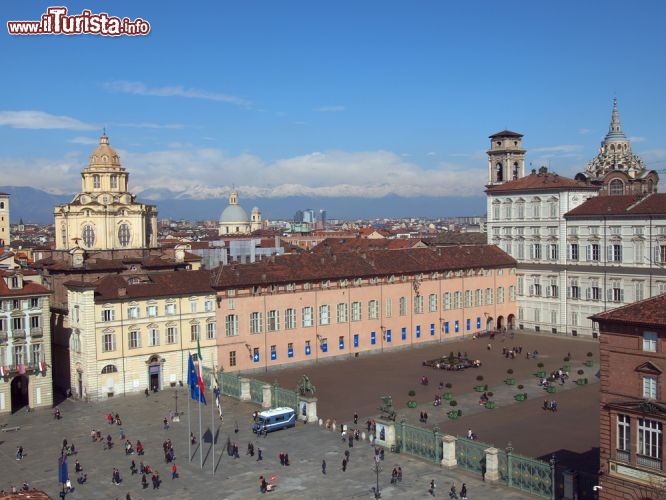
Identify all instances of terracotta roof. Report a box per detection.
[427,232,487,246]
[0,278,51,297]
[311,238,425,254]
[565,193,666,217]
[485,169,596,194]
[212,245,515,289]
[67,269,215,302]
[591,293,666,329]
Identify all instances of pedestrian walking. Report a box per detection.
[342,458,347,472]
[429,479,436,496]
[460,483,467,499]
[171,463,177,479]
[322,459,326,474]
[16,446,23,460]
[257,447,263,461]
[353,412,358,425]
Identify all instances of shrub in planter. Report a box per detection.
[537,362,544,369]
[517,384,524,390]
[408,389,416,397]
[563,356,570,362]
[450,400,458,407]
[407,400,418,408]
[507,368,514,375]
[476,375,484,382]
[577,369,585,376]
[487,391,494,398]
[587,351,593,358]
[445,382,452,389]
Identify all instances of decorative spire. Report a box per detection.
[100,129,109,145]
[605,97,626,140]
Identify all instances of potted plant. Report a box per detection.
[576,369,587,385]
[506,368,515,385]
[517,384,524,390]
[536,362,546,379]
[444,382,453,399]
[585,352,594,367]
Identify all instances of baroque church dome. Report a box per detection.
[219,191,249,224]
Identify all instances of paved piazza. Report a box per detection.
[0,331,598,499]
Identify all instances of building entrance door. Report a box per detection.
[149,364,160,392]
[11,375,29,413]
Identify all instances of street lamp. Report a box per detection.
[372,455,382,498]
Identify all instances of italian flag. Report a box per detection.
[196,338,206,402]
[0,366,5,377]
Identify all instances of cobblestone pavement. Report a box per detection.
[0,331,598,499]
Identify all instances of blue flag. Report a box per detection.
[187,353,205,404]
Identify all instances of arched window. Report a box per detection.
[101,364,118,374]
[61,225,67,246]
[495,162,504,182]
[609,179,624,196]
[93,174,101,189]
[82,224,95,247]
[110,175,118,189]
[118,223,131,247]
[648,179,655,193]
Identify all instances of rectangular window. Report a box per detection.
[428,293,437,312]
[190,301,198,314]
[302,307,313,327]
[206,322,216,340]
[568,243,579,261]
[638,418,662,464]
[453,292,462,309]
[643,376,658,399]
[485,288,494,305]
[225,314,239,337]
[644,331,658,352]
[205,300,214,312]
[336,303,348,323]
[128,330,141,349]
[474,289,482,306]
[30,298,39,308]
[229,351,236,367]
[102,333,115,352]
[165,303,176,315]
[351,301,362,321]
[587,244,601,262]
[497,286,504,304]
[414,295,424,314]
[166,326,177,344]
[267,310,280,331]
[509,286,516,302]
[530,243,542,260]
[250,312,263,334]
[30,344,41,365]
[319,305,330,325]
[30,315,40,329]
[190,324,200,342]
[127,306,139,319]
[147,305,157,317]
[13,317,24,331]
[384,298,392,318]
[285,308,296,329]
[608,244,622,262]
[102,309,115,322]
[149,328,160,346]
[464,290,472,308]
[368,300,379,320]
[618,414,630,454]
[270,345,277,360]
[548,244,558,260]
[635,282,645,302]
[399,297,407,316]
[443,292,451,310]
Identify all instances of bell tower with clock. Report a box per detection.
[53,132,158,251]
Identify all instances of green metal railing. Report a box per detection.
[249,378,265,404]
[272,384,299,411]
[397,419,441,464]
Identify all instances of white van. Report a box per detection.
[252,407,296,434]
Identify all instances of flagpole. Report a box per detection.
[187,355,192,463]
[211,361,215,476]
[198,386,203,469]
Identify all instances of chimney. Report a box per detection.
[118,287,127,297]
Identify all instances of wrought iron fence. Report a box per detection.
[219,372,241,398]
[272,384,298,411]
[456,436,489,475]
[506,446,554,499]
[397,420,441,464]
[249,378,265,404]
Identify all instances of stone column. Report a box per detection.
[262,384,272,409]
[484,447,500,482]
[441,435,457,468]
[298,396,318,423]
[239,377,250,402]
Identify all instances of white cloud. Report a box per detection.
[314,105,345,112]
[0,111,95,130]
[530,145,582,153]
[629,136,645,143]
[69,136,99,145]
[0,145,488,200]
[102,81,252,108]
[579,128,591,135]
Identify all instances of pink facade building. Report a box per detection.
[212,246,517,372]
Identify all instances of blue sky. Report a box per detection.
[2,1,666,216]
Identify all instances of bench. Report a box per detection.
[1,425,21,432]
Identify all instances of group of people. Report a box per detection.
[419,411,429,423]
[163,438,176,463]
[390,466,403,484]
[106,412,122,425]
[543,399,559,412]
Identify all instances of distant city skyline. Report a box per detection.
[2,1,666,217]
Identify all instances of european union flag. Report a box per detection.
[187,353,205,404]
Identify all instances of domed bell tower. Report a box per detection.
[487,130,526,185]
